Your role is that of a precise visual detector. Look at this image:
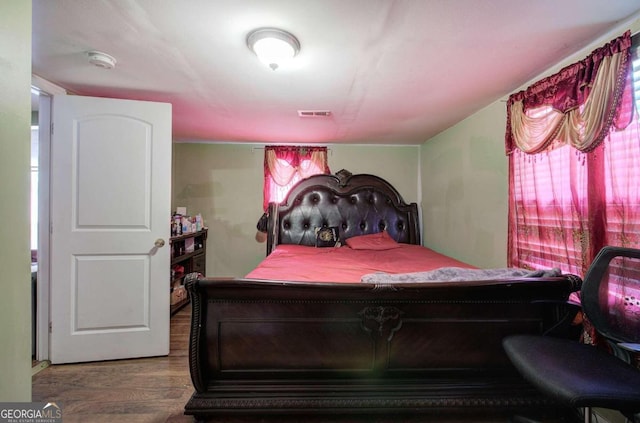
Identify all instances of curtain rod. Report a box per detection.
[251,146,333,154]
[251,146,332,149]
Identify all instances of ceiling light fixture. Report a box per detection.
[87,51,117,69]
[247,28,300,71]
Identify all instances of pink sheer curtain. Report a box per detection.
[506,31,640,276]
[262,146,330,211]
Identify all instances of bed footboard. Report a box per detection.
[184,276,581,420]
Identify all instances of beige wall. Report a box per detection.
[420,102,508,268]
[171,143,419,277]
[172,143,265,277]
[329,145,419,203]
[0,0,32,401]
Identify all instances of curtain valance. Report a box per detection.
[505,31,633,155]
[264,145,329,187]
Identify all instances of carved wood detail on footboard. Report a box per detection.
[184,277,581,420]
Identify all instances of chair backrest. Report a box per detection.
[581,246,640,347]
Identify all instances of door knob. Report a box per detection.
[154,238,165,248]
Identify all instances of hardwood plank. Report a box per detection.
[32,305,194,422]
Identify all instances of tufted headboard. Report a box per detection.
[266,170,420,255]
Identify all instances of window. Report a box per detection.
[264,155,326,206]
[510,121,640,274]
[262,146,330,211]
[507,31,639,276]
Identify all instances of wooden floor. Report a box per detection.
[32,305,194,423]
[32,305,575,423]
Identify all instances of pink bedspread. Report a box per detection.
[245,244,475,283]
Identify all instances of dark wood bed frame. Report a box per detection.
[184,171,582,421]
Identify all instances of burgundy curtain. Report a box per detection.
[505,31,639,276]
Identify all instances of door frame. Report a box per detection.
[35,92,51,361]
[32,75,67,362]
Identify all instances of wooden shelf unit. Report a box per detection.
[170,228,207,315]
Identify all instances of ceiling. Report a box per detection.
[32,0,640,145]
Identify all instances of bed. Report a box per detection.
[184,170,583,421]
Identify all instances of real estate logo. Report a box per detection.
[0,402,62,423]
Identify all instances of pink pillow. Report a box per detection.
[346,231,401,250]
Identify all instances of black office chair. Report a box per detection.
[503,246,640,423]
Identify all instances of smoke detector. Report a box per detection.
[87,51,117,69]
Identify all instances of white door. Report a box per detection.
[49,95,172,364]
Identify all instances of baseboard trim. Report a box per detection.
[32,360,50,376]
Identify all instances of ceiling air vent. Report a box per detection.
[298,110,332,118]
